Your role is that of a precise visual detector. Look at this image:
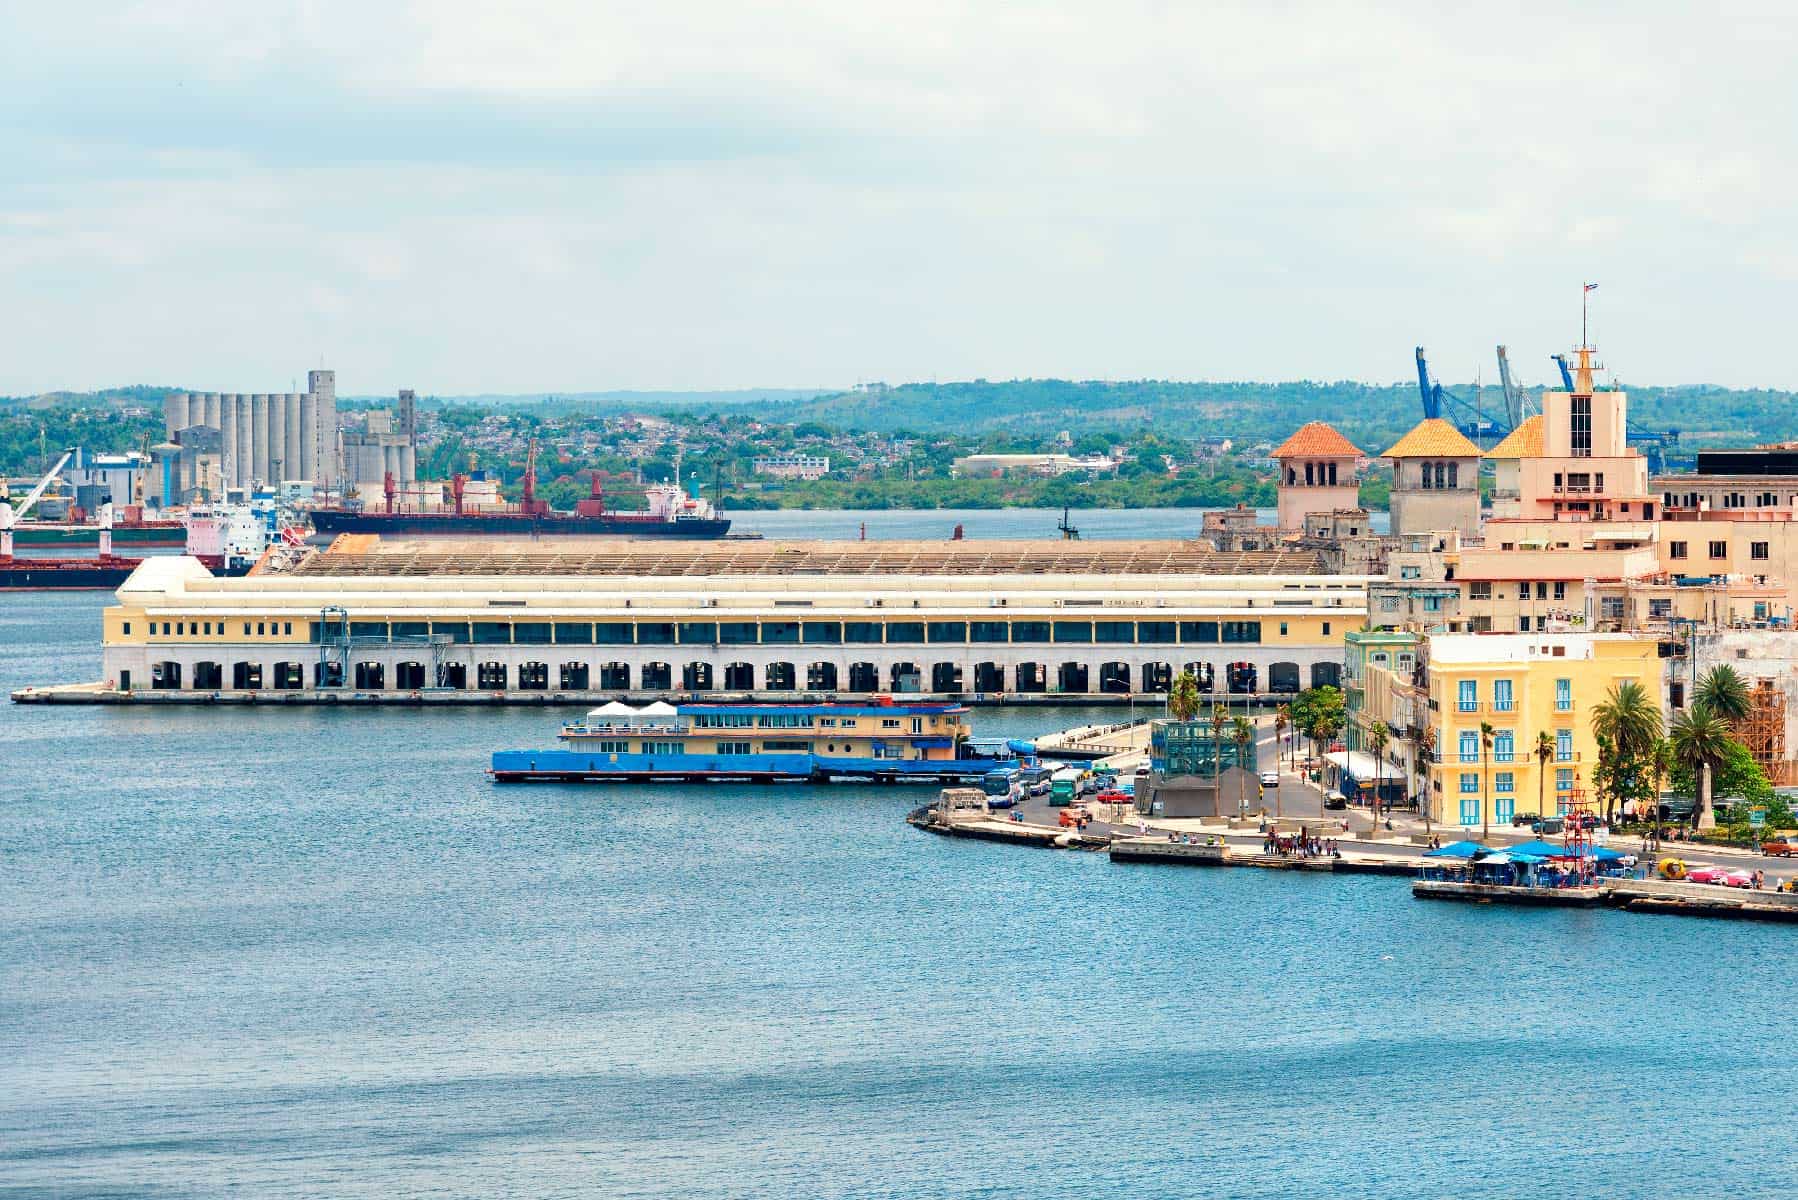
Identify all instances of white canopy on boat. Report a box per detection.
[587,701,636,718]
[637,701,679,717]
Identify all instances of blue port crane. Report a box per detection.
[1549,353,1680,473]
[1414,347,1508,448]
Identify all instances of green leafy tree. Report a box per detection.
[1694,665,1752,725]
[1232,717,1255,816]
[1669,718,1769,826]
[1534,731,1554,820]
[1479,721,1495,842]
[1168,670,1201,722]
[1591,681,1665,825]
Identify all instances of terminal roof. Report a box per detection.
[283,538,1331,579]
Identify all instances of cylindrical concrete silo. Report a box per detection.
[236,395,253,488]
[250,394,269,486]
[220,395,239,488]
[164,392,191,439]
[203,392,222,430]
[283,393,302,485]
[298,392,317,484]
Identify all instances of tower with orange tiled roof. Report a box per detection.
[1382,417,1483,537]
[1272,421,1365,530]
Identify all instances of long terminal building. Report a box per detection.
[95,539,1364,702]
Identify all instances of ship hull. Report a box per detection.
[0,558,141,590]
[10,524,185,548]
[311,510,731,538]
[490,748,1016,784]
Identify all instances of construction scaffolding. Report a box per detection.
[1741,677,1794,786]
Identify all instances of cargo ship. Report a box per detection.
[311,444,730,539]
[491,701,1035,783]
[0,501,142,590]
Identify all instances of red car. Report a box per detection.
[1721,870,1757,889]
[1095,789,1132,805]
[1685,866,1732,885]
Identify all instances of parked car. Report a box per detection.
[1762,835,1798,857]
[1721,870,1757,889]
[1686,866,1733,885]
[1532,817,1565,835]
[1260,771,1280,788]
[1095,789,1132,806]
[1323,790,1348,810]
[1512,812,1539,827]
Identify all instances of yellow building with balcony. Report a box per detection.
[1425,632,1660,829]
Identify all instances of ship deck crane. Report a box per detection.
[0,448,76,559]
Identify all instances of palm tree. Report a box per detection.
[1232,716,1255,817]
[1168,669,1200,722]
[1669,706,1732,831]
[1592,681,1665,825]
[1479,720,1495,842]
[1275,703,1291,769]
[1418,726,1436,836]
[1210,703,1230,792]
[1367,721,1390,827]
[1534,731,1554,822]
[1695,665,1752,725]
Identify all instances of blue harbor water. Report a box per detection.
[0,537,1786,1198]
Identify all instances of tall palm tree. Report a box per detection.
[1210,703,1230,793]
[1534,730,1554,822]
[1418,726,1436,836]
[1275,703,1291,769]
[1592,681,1665,825]
[1695,664,1752,725]
[1168,669,1200,723]
[1368,721,1390,827]
[1479,720,1496,842]
[1232,716,1255,817]
[1669,706,1732,830]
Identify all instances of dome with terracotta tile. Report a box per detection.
[1271,421,1363,460]
[1380,418,1481,460]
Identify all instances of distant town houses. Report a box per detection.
[752,452,830,480]
[950,452,1120,478]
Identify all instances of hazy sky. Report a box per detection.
[5,3,1795,395]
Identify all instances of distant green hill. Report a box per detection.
[770,379,1798,452]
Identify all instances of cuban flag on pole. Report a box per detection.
[1584,282,1599,292]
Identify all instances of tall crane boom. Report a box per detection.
[1495,345,1525,426]
[4,448,74,521]
[1415,346,1444,419]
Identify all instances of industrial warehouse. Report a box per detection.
[68,539,1362,703]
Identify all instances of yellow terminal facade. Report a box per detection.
[1424,633,1659,829]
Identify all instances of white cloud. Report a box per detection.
[3,1,1798,393]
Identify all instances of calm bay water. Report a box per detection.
[0,521,1786,1199]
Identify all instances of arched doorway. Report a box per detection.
[682,661,713,691]
[560,662,591,690]
[1311,661,1342,689]
[1058,662,1089,693]
[1142,662,1172,693]
[1268,661,1301,694]
[518,661,549,690]
[436,662,467,689]
[765,662,796,690]
[973,662,1005,693]
[931,662,963,692]
[723,662,754,690]
[807,662,838,691]
[1099,662,1131,693]
[232,662,263,690]
[890,662,921,693]
[192,661,222,689]
[641,662,672,690]
[396,661,426,689]
[600,662,630,690]
[848,662,880,692]
[1015,662,1046,693]
[1227,662,1257,694]
[353,661,385,689]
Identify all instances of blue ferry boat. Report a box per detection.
[490,700,1036,784]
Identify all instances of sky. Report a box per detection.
[4,2,1796,395]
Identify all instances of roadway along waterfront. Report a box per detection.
[2,585,1794,1199]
